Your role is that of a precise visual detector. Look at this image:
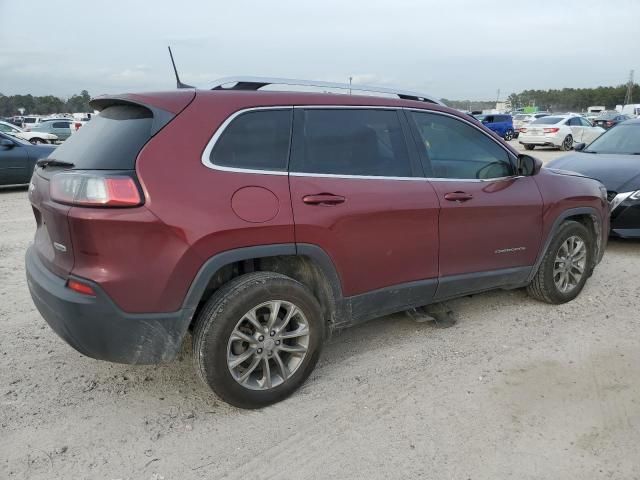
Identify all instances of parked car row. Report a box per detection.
[0,120,58,144]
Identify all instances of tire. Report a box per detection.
[504,129,514,141]
[524,144,535,150]
[192,271,324,409]
[561,134,573,151]
[527,220,594,304]
[29,138,45,145]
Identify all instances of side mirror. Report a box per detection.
[517,154,543,176]
[0,139,15,149]
[574,142,586,152]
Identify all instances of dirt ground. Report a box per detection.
[1,144,639,479]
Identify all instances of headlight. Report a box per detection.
[629,191,640,201]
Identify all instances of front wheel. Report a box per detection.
[504,129,514,141]
[561,135,573,151]
[527,220,594,304]
[29,138,46,145]
[192,272,324,409]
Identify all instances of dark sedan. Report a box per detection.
[0,132,56,186]
[546,118,640,238]
[593,112,632,130]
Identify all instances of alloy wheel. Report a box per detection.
[227,300,310,390]
[553,235,587,293]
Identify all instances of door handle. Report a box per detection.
[444,191,473,202]
[302,194,346,206]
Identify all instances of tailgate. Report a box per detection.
[29,168,75,277]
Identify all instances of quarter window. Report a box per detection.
[210,109,292,171]
[410,111,514,179]
[293,109,412,177]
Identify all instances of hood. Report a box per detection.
[546,152,640,192]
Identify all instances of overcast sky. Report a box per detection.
[1,0,638,100]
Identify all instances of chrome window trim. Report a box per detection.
[201,106,293,176]
[201,104,523,182]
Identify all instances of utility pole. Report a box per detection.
[624,70,634,105]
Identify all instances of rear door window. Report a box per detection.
[291,109,412,177]
[209,109,292,171]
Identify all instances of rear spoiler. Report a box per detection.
[90,91,196,136]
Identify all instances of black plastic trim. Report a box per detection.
[347,278,437,326]
[434,266,531,302]
[181,244,297,310]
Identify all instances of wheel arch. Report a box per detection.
[182,244,346,331]
[527,207,603,283]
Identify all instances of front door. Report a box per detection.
[407,110,543,294]
[289,108,440,300]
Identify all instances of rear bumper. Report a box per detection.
[518,134,561,147]
[25,245,194,364]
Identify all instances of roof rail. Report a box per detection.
[208,76,445,106]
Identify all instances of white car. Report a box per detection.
[0,120,58,144]
[512,112,550,137]
[518,115,605,151]
[21,116,42,131]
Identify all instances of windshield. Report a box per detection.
[532,117,564,125]
[585,124,640,154]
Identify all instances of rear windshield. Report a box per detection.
[514,114,528,120]
[532,117,564,125]
[49,105,153,170]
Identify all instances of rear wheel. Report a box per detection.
[192,272,324,409]
[561,134,573,151]
[524,144,535,150]
[527,220,594,304]
[504,129,514,141]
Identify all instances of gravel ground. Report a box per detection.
[1,144,639,479]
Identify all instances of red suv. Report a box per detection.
[26,78,609,408]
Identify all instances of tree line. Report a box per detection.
[446,83,639,112]
[0,90,92,116]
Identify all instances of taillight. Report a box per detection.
[74,122,82,130]
[606,121,613,126]
[543,127,560,134]
[520,127,527,133]
[67,279,95,296]
[50,172,143,207]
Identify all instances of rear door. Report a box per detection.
[580,117,603,143]
[289,107,440,299]
[567,117,583,142]
[407,110,543,295]
[0,134,29,184]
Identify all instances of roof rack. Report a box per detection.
[208,76,445,106]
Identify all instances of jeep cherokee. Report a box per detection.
[25,77,609,408]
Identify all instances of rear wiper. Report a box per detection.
[36,159,74,168]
